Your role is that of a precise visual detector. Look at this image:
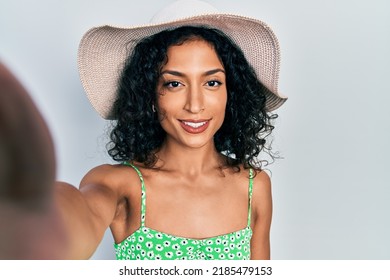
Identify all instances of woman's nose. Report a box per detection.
[183,84,205,113]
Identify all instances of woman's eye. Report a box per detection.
[164,81,181,88]
[206,80,222,87]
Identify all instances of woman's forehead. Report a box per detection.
[162,39,224,72]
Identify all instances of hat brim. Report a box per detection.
[78,14,287,119]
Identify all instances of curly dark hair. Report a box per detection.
[108,26,278,169]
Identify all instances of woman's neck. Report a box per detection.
[155,139,224,176]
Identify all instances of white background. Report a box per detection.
[1,0,389,259]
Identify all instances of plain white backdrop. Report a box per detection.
[1,0,389,259]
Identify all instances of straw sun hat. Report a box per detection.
[78,0,287,120]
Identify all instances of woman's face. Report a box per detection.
[156,38,227,149]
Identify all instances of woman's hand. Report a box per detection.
[0,63,118,259]
[0,63,66,259]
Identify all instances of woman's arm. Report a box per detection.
[54,178,118,259]
[250,170,273,260]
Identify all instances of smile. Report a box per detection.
[179,119,210,134]
[182,121,207,128]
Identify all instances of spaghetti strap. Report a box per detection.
[247,168,254,227]
[123,162,147,226]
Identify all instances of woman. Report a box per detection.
[0,0,287,260]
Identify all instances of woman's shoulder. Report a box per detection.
[225,163,271,182]
[221,164,270,194]
[249,168,272,218]
[252,168,271,188]
[79,162,143,194]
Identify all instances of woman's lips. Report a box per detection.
[179,119,210,134]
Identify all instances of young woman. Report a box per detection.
[0,0,287,260]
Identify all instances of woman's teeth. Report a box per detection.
[182,121,207,128]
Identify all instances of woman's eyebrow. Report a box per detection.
[160,70,184,77]
[160,68,225,77]
[204,68,225,76]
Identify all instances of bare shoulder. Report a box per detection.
[80,163,125,185]
[75,163,143,220]
[79,162,145,210]
[252,169,272,190]
[227,166,271,188]
[80,163,140,193]
[251,169,272,218]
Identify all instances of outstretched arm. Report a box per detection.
[0,63,116,259]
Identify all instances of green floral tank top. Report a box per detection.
[114,163,254,260]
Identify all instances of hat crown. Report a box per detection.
[78,0,287,119]
[150,0,219,24]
